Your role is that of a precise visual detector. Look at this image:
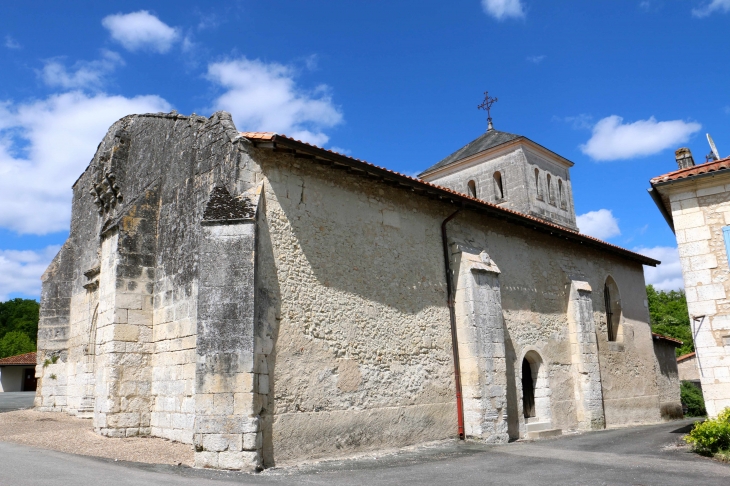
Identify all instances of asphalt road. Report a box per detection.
[0,392,35,412]
[1,418,728,485]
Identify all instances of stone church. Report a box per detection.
[36,111,681,471]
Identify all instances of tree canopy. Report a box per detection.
[646,285,693,357]
[0,298,39,359]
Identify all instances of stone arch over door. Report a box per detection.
[520,349,551,423]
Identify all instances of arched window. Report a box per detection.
[604,276,622,342]
[467,180,477,198]
[534,168,540,195]
[546,174,553,204]
[494,171,504,200]
[558,179,564,207]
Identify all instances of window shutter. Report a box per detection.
[724,226,730,264]
[722,226,730,263]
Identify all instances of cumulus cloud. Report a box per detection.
[207,57,343,146]
[576,209,621,240]
[634,246,684,291]
[0,246,61,300]
[580,115,701,161]
[693,0,730,17]
[0,91,171,234]
[102,11,180,53]
[481,0,525,20]
[40,51,124,90]
[4,35,20,49]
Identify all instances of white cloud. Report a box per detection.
[328,146,351,155]
[207,57,343,146]
[0,91,171,234]
[693,0,730,17]
[0,246,60,300]
[526,55,545,64]
[559,113,594,130]
[481,0,525,20]
[576,209,621,240]
[580,115,701,161]
[4,35,20,49]
[634,246,684,291]
[40,51,123,90]
[102,11,180,53]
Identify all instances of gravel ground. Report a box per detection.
[0,410,193,466]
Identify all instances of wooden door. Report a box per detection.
[22,368,37,391]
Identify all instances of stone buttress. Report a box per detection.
[566,278,605,430]
[452,243,509,442]
[193,184,264,470]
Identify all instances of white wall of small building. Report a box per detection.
[0,366,24,392]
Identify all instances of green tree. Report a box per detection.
[681,381,706,417]
[646,285,693,357]
[0,331,35,359]
[0,298,40,359]
[0,298,39,344]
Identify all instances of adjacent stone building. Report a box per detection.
[36,112,679,470]
[650,150,730,418]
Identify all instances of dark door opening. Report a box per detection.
[22,368,37,391]
[522,358,535,418]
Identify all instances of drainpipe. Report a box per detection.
[442,209,465,440]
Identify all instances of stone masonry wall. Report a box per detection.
[667,178,730,417]
[253,145,666,465]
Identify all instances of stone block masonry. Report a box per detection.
[194,187,262,470]
[667,186,730,418]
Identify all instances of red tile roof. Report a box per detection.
[240,132,660,267]
[651,156,730,184]
[676,352,696,363]
[652,333,683,346]
[0,351,36,366]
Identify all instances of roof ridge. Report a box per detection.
[239,133,659,266]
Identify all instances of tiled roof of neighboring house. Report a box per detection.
[650,156,730,185]
[0,351,36,366]
[240,132,660,267]
[677,352,696,363]
[648,156,730,232]
[652,333,683,347]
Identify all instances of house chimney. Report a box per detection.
[675,147,695,170]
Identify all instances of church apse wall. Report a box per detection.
[35,111,678,472]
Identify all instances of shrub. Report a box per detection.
[681,381,706,417]
[685,408,730,456]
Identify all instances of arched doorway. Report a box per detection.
[522,358,536,418]
[521,350,551,424]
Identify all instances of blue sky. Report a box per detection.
[1,0,729,299]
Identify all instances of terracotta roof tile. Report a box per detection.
[240,132,277,140]
[651,156,730,184]
[652,333,683,346]
[0,351,36,366]
[676,352,696,362]
[241,132,660,266]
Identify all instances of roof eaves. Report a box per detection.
[652,332,683,347]
[242,133,660,267]
[676,352,696,362]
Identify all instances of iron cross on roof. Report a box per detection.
[477,91,498,131]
